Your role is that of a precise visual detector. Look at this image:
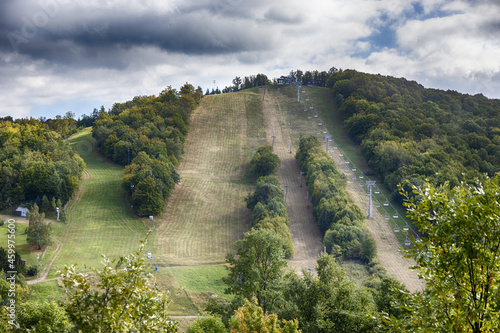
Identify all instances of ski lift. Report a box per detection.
[384,213,390,220]
[306,98,309,101]
[374,188,380,194]
[359,183,364,187]
[316,131,321,135]
[404,236,411,246]
[339,153,344,157]
[344,167,349,172]
[312,124,316,127]
[318,121,322,126]
[394,224,400,233]
[359,174,364,179]
[375,201,381,208]
[352,176,356,180]
[393,213,399,219]
[310,106,314,109]
[323,130,327,134]
[333,146,338,150]
[352,168,356,171]
[403,223,409,231]
[383,201,389,206]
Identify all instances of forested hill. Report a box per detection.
[326,69,500,202]
[0,119,85,209]
[92,83,203,216]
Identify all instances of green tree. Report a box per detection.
[41,194,50,213]
[230,298,301,333]
[14,301,72,332]
[60,239,178,332]
[132,176,165,216]
[390,175,500,332]
[26,204,51,250]
[187,316,226,333]
[224,228,288,313]
[250,145,281,178]
[279,253,379,333]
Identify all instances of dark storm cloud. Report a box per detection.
[0,0,275,68]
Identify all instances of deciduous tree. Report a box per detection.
[389,176,500,332]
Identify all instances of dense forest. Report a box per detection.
[0,118,85,210]
[325,69,500,202]
[92,84,203,216]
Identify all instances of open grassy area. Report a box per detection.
[44,128,152,278]
[153,91,265,266]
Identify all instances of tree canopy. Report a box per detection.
[386,175,500,332]
[327,69,500,203]
[0,118,85,208]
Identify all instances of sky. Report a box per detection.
[1,0,500,120]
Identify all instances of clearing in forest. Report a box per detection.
[153,92,263,266]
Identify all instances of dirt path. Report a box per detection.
[342,178,425,292]
[261,91,324,274]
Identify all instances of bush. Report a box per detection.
[26,265,37,277]
[250,145,281,178]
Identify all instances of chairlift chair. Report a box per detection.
[375,202,381,208]
[404,236,411,246]
[393,214,399,219]
[403,223,409,231]
[384,213,390,220]
[394,225,400,233]
[383,201,389,206]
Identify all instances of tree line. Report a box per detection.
[0,118,85,210]
[327,69,500,203]
[92,84,202,216]
[296,136,376,263]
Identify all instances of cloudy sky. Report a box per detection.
[1,0,499,119]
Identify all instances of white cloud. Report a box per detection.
[1,0,500,119]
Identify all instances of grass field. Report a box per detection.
[43,128,153,278]
[153,91,266,266]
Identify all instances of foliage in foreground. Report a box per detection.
[60,239,178,332]
[385,175,500,332]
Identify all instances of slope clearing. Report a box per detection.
[153,92,260,266]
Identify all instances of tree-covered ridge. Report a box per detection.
[327,69,500,202]
[92,83,202,216]
[0,119,85,208]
